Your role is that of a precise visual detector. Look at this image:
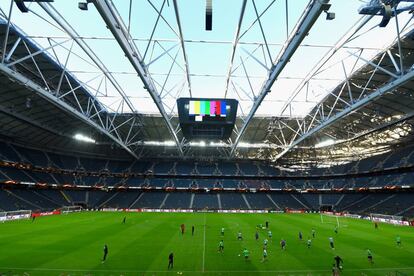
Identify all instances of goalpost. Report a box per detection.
[0,210,32,222]
[60,206,83,214]
[320,213,348,228]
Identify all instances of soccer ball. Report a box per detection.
[238,254,241,256]
[339,266,343,269]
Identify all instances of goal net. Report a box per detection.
[0,210,31,222]
[320,213,348,228]
[370,213,407,225]
[60,206,83,214]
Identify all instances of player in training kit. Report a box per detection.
[221,227,224,236]
[218,240,224,253]
[268,230,272,239]
[242,248,250,261]
[192,225,195,236]
[180,224,185,235]
[329,237,335,249]
[255,231,259,241]
[334,255,343,270]
[238,231,243,240]
[122,216,126,224]
[102,244,108,263]
[307,238,312,248]
[280,239,286,250]
[261,249,268,262]
[168,252,174,269]
[312,229,316,238]
[396,236,401,247]
[263,238,268,248]
[367,249,373,264]
[334,226,338,234]
[374,222,378,229]
[299,231,303,241]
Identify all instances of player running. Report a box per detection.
[102,244,108,263]
[263,238,268,248]
[334,226,338,234]
[221,227,225,236]
[367,249,373,264]
[334,255,343,270]
[192,225,195,236]
[299,231,303,241]
[237,231,243,240]
[268,230,272,239]
[396,235,401,247]
[122,216,126,224]
[307,238,312,248]
[255,231,259,241]
[180,224,185,235]
[242,248,250,261]
[280,239,286,250]
[261,249,268,262]
[168,252,174,269]
[329,237,335,250]
[311,228,316,238]
[218,240,224,253]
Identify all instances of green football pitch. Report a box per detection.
[0,212,413,276]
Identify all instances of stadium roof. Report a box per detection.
[1,0,414,165]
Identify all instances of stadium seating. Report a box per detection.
[1,142,414,218]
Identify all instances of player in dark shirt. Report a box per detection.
[192,225,195,236]
[168,252,174,269]
[102,244,108,263]
[180,224,185,235]
[334,255,343,270]
[367,249,373,264]
[255,231,259,241]
[299,231,303,241]
[265,221,269,228]
[122,216,126,224]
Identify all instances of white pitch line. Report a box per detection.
[0,267,414,273]
[202,212,207,272]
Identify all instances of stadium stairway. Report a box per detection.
[128,192,145,209]
[5,190,42,210]
[266,194,282,210]
[189,193,195,209]
[241,194,252,209]
[359,194,397,213]
[290,194,310,209]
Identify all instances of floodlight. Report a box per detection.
[78,0,92,11]
[324,10,335,20]
[74,133,95,143]
[315,139,335,148]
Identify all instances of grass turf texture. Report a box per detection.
[0,212,413,276]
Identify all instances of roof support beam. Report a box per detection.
[92,0,183,156]
[224,0,248,98]
[273,67,414,161]
[172,0,192,98]
[38,3,140,116]
[230,0,331,156]
[0,63,139,159]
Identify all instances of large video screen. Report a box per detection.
[189,100,227,121]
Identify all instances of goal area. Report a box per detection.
[0,210,31,222]
[60,206,83,214]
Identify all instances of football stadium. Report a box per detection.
[0,0,414,275]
